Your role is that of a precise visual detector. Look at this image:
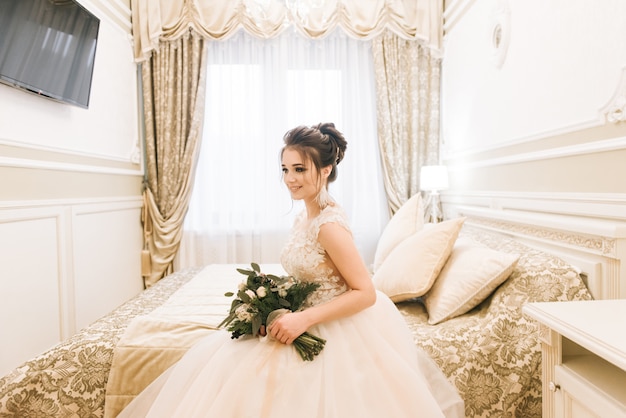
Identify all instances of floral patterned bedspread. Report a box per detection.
[397,227,593,418]
[0,268,201,418]
[0,226,593,418]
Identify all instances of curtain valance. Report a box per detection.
[131,0,442,61]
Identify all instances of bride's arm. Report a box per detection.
[268,221,376,345]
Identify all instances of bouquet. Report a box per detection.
[219,263,326,361]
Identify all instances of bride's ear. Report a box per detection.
[321,165,332,179]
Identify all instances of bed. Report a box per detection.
[397,226,591,417]
[1,205,623,418]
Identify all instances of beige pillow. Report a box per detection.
[372,217,465,302]
[372,193,424,272]
[423,237,520,325]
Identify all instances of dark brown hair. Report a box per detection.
[281,122,347,187]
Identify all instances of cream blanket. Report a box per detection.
[104,264,284,417]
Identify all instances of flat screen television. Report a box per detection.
[0,0,100,109]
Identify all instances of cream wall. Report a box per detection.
[441,0,626,221]
[0,0,144,376]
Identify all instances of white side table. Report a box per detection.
[523,300,626,418]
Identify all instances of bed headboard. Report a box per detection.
[447,205,626,300]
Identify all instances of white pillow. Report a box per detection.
[372,217,465,302]
[423,237,520,325]
[372,193,424,272]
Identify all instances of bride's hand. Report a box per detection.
[267,311,309,345]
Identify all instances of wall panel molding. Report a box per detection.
[446,136,626,170]
[0,196,142,210]
[0,196,143,375]
[442,0,626,159]
[0,133,143,174]
[0,155,143,176]
[0,207,65,376]
[71,199,144,331]
[446,68,626,161]
[442,191,626,222]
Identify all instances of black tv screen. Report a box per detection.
[0,0,100,109]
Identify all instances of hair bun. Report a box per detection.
[317,122,347,164]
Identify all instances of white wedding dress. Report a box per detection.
[118,205,464,418]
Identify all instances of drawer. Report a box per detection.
[555,362,626,418]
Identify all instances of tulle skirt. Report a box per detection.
[117,291,464,418]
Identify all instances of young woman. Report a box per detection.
[118,123,464,417]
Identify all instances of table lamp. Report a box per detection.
[420,165,449,223]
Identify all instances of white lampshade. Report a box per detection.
[420,165,449,191]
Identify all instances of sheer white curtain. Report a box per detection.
[176,28,388,270]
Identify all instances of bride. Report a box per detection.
[118,123,464,417]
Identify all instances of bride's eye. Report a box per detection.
[295,167,306,173]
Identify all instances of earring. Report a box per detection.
[316,187,332,208]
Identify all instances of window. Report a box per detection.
[177,28,388,268]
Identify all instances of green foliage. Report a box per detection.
[218,263,326,360]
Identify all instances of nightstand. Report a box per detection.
[523,300,626,418]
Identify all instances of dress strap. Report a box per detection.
[311,205,351,238]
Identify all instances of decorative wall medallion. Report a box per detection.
[600,67,626,124]
[489,0,511,68]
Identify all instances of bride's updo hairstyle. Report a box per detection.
[281,122,347,188]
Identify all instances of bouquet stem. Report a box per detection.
[293,332,326,361]
[267,309,326,361]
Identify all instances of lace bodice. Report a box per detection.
[280,205,350,307]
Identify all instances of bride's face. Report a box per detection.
[281,148,320,202]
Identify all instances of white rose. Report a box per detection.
[235,304,252,321]
[237,282,247,291]
[256,286,267,298]
[245,289,257,300]
[278,288,287,298]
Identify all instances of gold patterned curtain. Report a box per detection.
[372,30,442,214]
[131,0,442,61]
[141,31,207,287]
[132,1,443,285]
